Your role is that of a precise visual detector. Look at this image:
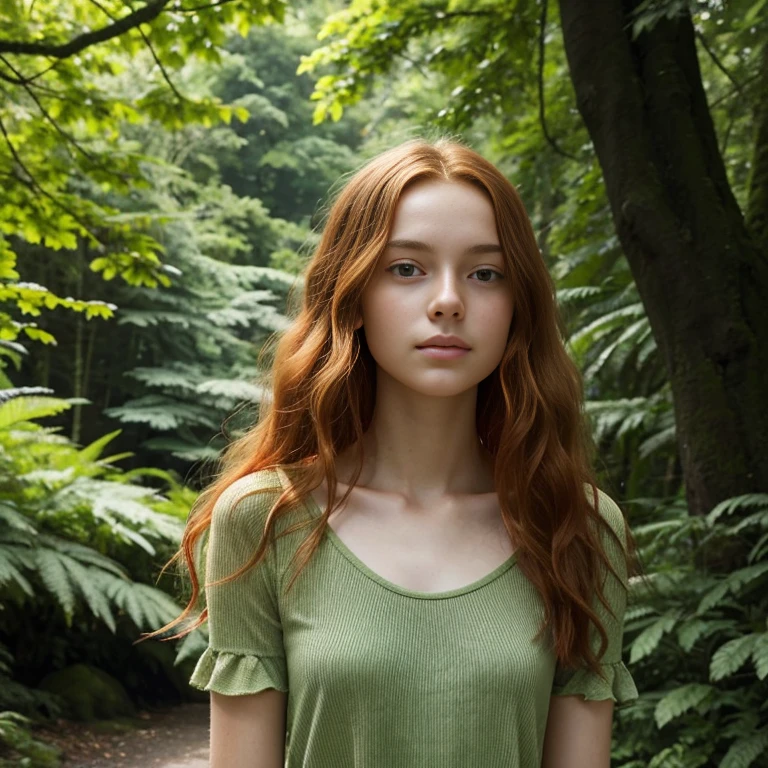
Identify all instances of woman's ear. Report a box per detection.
[354,315,363,330]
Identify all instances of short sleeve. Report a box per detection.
[550,488,638,709]
[189,475,288,696]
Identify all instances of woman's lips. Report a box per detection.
[416,346,471,359]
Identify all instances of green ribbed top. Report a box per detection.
[189,466,638,767]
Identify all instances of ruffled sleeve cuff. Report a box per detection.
[189,647,289,696]
[551,660,638,709]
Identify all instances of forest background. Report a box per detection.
[0,0,766,766]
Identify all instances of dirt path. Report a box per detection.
[33,702,211,768]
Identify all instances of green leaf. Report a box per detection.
[629,615,677,663]
[752,633,768,680]
[654,683,714,729]
[710,634,759,681]
[0,395,73,429]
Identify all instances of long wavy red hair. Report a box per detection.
[142,136,640,681]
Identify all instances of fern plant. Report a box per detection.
[613,492,768,767]
[0,387,206,764]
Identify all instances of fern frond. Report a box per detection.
[76,429,122,463]
[0,543,34,595]
[707,493,768,526]
[174,628,208,666]
[37,534,128,579]
[555,285,606,304]
[654,683,714,728]
[33,548,77,620]
[720,726,768,768]
[58,557,117,632]
[103,579,182,631]
[140,436,221,462]
[629,616,677,664]
[18,467,76,488]
[0,395,73,429]
[111,521,158,555]
[567,302,646,357]
[0,502,36,534]
[583,317,650,380]
[750,633,768,681]
[636,332,657,367]
[116,310,213,329]
[584,397,653,443]
[236,264,304,293]
[697,563,768,615]
[104,396,220,430]
[195,378,265,402]
[750,532,768,564]
[710,634,760,681]
[638,425,677,459]
[2,425,71,446]
[676,619,733,653]
[6,531,180,633]
[0,387,54,404]
[53,477,183,549]
[629,614,678,664]
[729,509,768,534]
[124,367,201,392]
[625,605,657,620]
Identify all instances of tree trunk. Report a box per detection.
[557,0,768,525]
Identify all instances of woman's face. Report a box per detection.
[355,178,514,397]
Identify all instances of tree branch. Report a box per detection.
[99,0,186,102]
[0,114,104,247]
[135,26,186,102]
[0,113,36,186]
[695,30,744,93]
[0,55,61,85]
[0,67,27,85]
[709,69,761,109]
[0,0,171,58]
[0,54,97,163]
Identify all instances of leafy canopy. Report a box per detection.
[0,0,285,345]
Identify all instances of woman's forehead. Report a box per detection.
[390,181,498,239]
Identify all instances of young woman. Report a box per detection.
[149,136,640,767]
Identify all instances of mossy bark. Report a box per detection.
[558,1,768,523]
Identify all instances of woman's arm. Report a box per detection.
[210,688,288,768]
[541,695,614,768]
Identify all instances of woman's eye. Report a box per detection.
[388,263,424,278]
[473,269,503,283]
[387,263,504,282]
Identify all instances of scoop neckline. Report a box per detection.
[296,476,519,600]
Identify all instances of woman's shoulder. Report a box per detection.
[582,483,628,545]
[211,466,309,533]
[211,468,285,521]
[219,467,283,498]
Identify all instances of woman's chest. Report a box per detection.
[280,554,556,709]
[309,485,516,594]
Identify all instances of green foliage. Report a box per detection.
[0,391,182,615]
[0,386,204,762]
[7,12,364,463]
[615,493,768,765]
[0,0,288,344]
[0,709,60,767]
[1,0,765,765]
[297,0,545,131]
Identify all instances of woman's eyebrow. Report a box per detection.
[385,238,503,255]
